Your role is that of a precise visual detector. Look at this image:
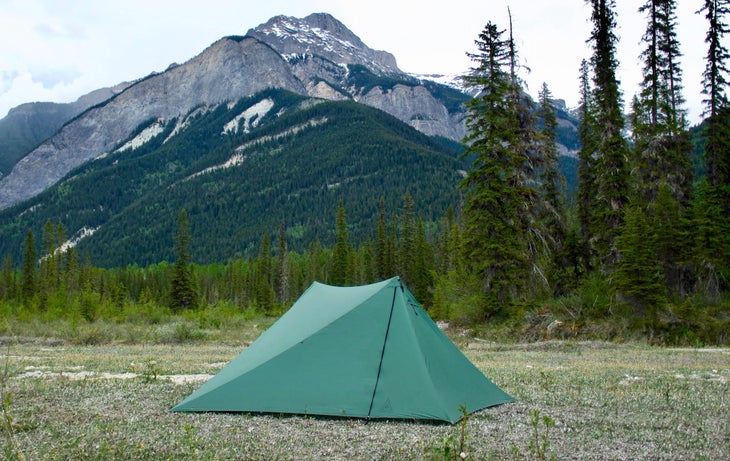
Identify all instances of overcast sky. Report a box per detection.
[0,0,721,124]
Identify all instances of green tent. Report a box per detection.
[171,276,512,423]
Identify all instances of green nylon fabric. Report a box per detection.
[171,277,513,423]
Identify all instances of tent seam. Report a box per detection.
[367,285,397,419]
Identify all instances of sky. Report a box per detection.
[0,0,721,124]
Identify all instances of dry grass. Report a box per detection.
[2,338,729,460]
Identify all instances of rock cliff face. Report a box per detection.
[0,82,130,176]
[359,85,466,141]
[0,13,468,210]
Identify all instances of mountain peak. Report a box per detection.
[246,13,400,75]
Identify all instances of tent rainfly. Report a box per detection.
[171,276,513,423]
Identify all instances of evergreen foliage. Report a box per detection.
[460,21,531,316]
[537,83,570,296]
[576,59,599,248]
[632,0,693,207]
[332,201,351,286]
[585,0,630,267]
[614,203,667,327]
[169,209,198,311]
[697,0,730,290]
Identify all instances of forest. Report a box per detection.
[0,0,728,346]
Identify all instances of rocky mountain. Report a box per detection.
[0,82,131,176]
[0,13,475,211]
[0,89,466,266]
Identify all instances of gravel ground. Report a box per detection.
[2,341,729,460]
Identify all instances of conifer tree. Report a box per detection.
[585,0,630,267]
[21,229,36,305]
[375,198,389,279]
[412,219,434,304]
[537,83,569,295]
[460,20,531,314]
[698,0,730,187]
[398,192,416,286]
[632,0,692,206]
[697,0,730,285]
[614,204,666,328]
[169,209,198,311]
[699,0,730,126]
[576,58,599,248]
[276,221,289,303]
[255,233,275,311]
[39,220,58,304]
[332,201,350,285]
[691,181,728,299]
[1,255,14,301]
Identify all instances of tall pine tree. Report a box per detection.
[586,0,630,267]
[537,83,570,295]
[697,0,730,290]
[332,201,351,286]
[169,209,198,311]
[21,229,36,305]
[576,58,599,251]
[627,0,693,298]
[632,0,692,206]
[460,20,533,315]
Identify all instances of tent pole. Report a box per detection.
[367,285,398,419]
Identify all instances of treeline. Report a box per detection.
[0,196,446,321]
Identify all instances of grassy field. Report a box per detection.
[1,334,728,460]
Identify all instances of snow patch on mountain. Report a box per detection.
[55,226,99,254]
[165,106,211,143]
[223,98,274,135]
[115,119,165,153]
[410,72,476,94]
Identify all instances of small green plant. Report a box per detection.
[510,409,556,461]
[141,358,159,383]
[430,405,471,460]
[529,409,556,461]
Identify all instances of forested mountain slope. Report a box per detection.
[0,90,465,267]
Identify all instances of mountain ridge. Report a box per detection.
[0,13,488,210]
[0,89,466,266]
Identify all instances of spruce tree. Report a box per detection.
[21,229,36,305]
[537,83,569,295]
[332,201,350,286]
[698,0,730,285]
[691,181,728,299]
[255,234,275,311]
[614,204,666,328]
[576,59,599,250]
[276,221,289,303]
[375,198,389,279]
[699,0,730,127]
[412,219,434,304]
[398,192,416,286]
[1,255,14,301]
[586,0,630,267]
[628,0,693,298]
[632,0,692,206]
[460,21,531,315]
[699,0,730,214]
[169,209,198,311]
